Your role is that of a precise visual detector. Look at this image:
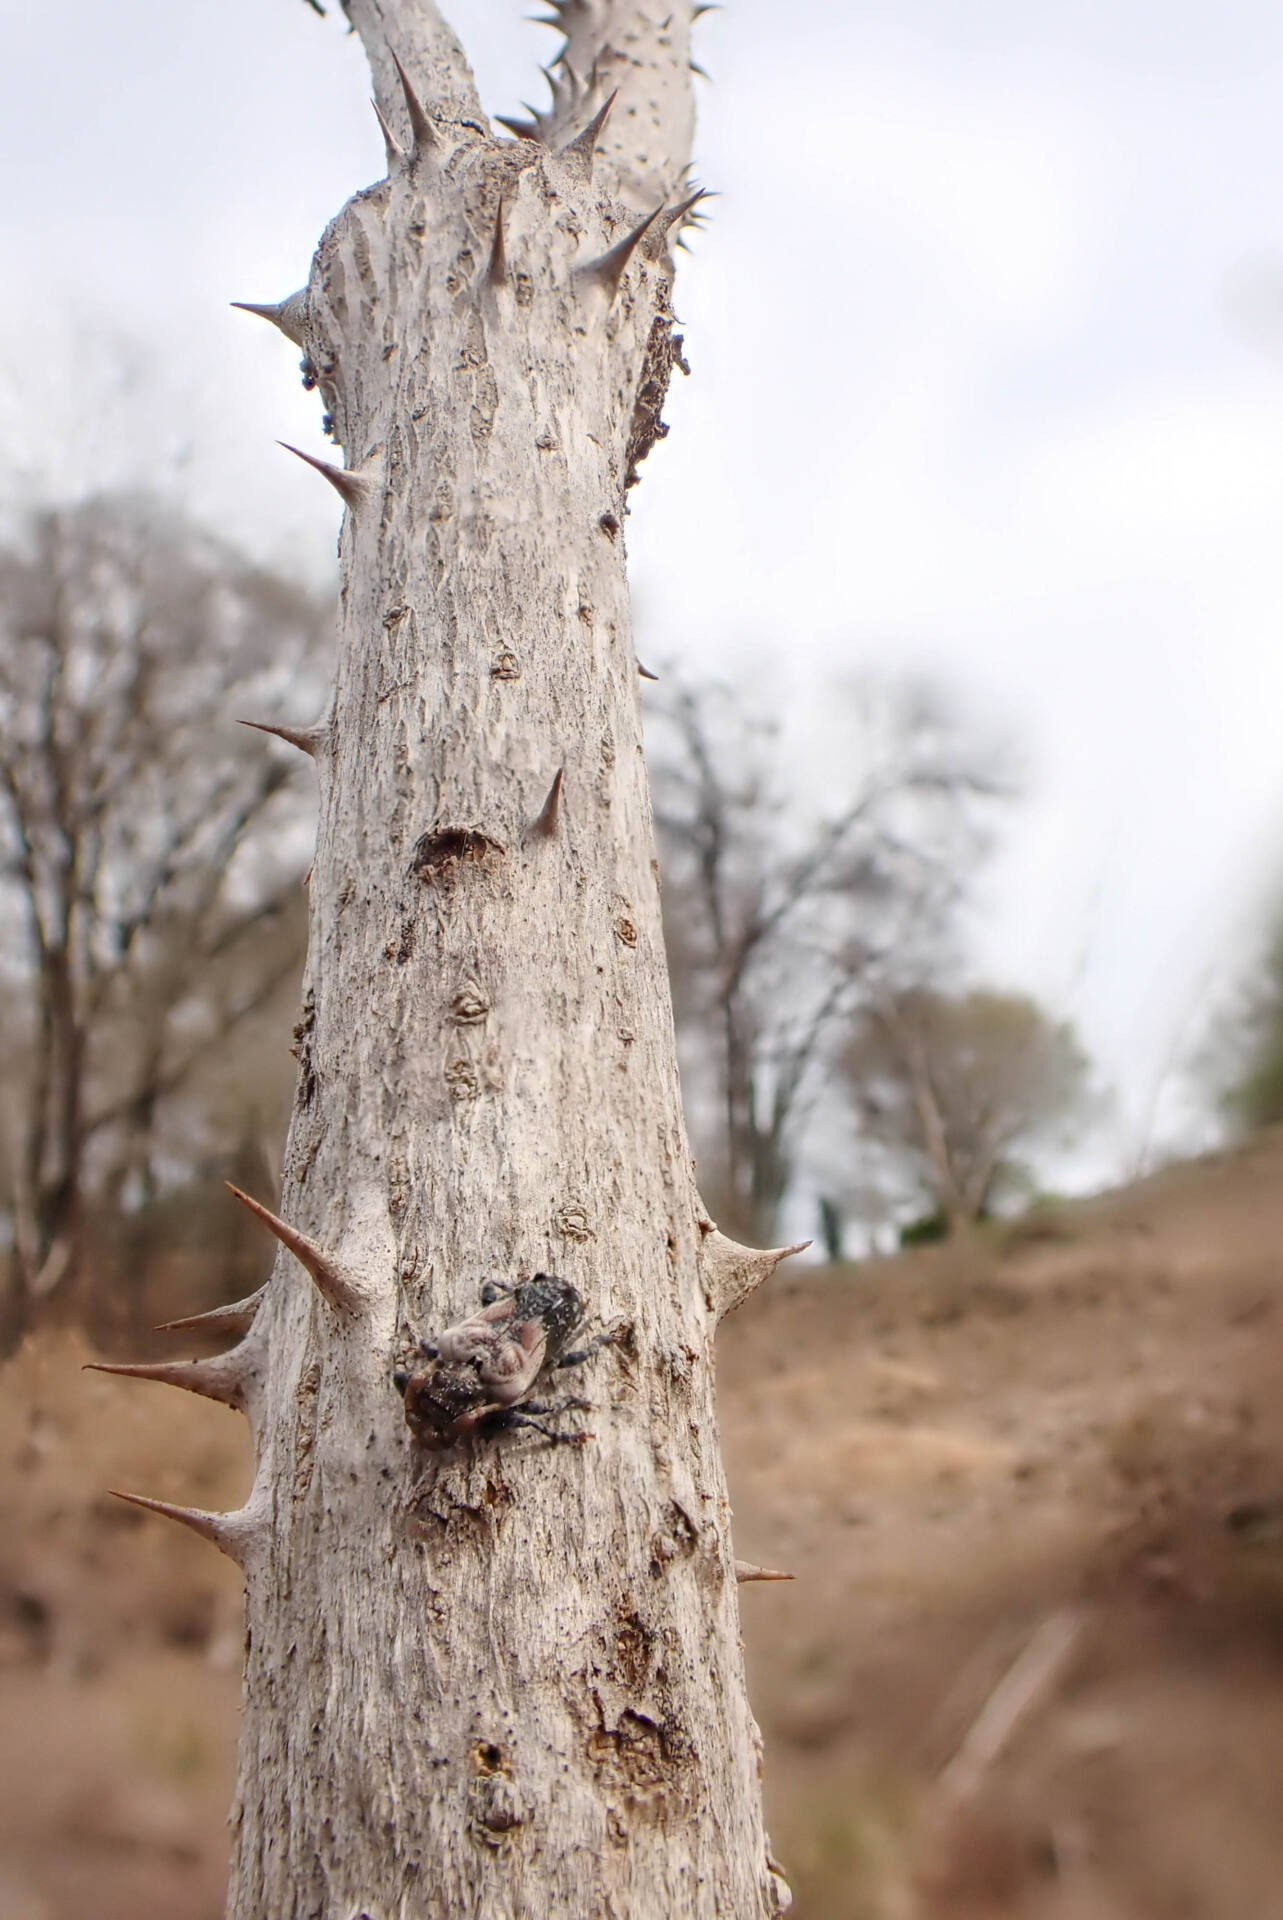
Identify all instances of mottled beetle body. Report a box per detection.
[395,1274,617,1450]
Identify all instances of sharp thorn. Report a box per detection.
[238,717,327,758]
[84,1354,247,1413]
[692,3,722,15]
[371,96,404,166]
[646,189,710,258]
[108,1490,258,1566]
[487,199,508,288]
[689,60,711,79]
[699,1228,810,1321]
[496,114,542,141]
[735,1560,796,1584]
[230,293,310,347]
[575,205,664,298]
[224,1182,365,1315]
[278,442,372,512]
[530,767,564,838]
[155,1288,265,1338]
[389,49,437,155]
[637,661,659,681]
[557,89,618,181]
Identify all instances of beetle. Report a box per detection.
[393,1274,622,1450]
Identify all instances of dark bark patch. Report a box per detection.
[469,1740,510,1777]
[625,318,689,490]
[556,1202,594,1241]
[587,1704,694,1822]
[649,1499,699,1575]
[614,1609,657,1693]
[409,827,504,885]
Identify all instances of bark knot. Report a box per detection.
[409,827,504,885]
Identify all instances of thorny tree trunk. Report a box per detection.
[112,5,801,1917]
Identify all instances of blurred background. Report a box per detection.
[4,0,1283,1914]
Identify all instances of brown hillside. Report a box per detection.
[5,1128,1283,1917]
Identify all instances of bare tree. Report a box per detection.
[651,674,1002,1241]
[842,987,1093,1233]
[98,8,803,1918]
[0,496,325,1311]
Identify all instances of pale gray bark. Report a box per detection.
[115,4,798,1916]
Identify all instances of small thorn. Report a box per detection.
[557,90,617,182]
[225,1182,365,1315]
[530,767,564,838]
[156,1288,265,1338]
[230,292,310,347]
[735,1560,795,1583]
[646,189,710,258]
[389,49,436,156]
[84,1353,246,1412]
[238,717,327,758]
[526,10,564,25]
[637,661,659,681]
[689,60,711,80]
[487,199,508,289]
[699,1228,810,1321]
[496,114,541,141]
[278,442,372,512]
[692,3,722,15]
[372,96,404,166]
[108,1490,256,1565]
[575,205,664,299]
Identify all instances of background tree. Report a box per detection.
[98,7,797,1918]
[1203,903,1283,1134]
[650,673,1005,1242]
[842,987,1093,1234]
[0,496,326,1315]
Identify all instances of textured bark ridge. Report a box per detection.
[114,5,799,1916]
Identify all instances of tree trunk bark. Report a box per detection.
[123,6,797,1916]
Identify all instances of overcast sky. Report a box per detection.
[4,0,1283,1186]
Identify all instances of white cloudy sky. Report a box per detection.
[4,0,1283,1184]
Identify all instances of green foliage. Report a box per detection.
[898,1208,950,1247]
[1222,919,1283,1131]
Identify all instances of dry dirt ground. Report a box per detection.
[5,1129,1283,1918]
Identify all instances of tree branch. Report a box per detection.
[345,0,484,136]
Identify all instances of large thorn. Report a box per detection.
[279,442,372,513]
[155,1288,265,1339]
[84,1351,247,1413]
[530,768,564,839]
[389,50,437,157]
[108,1491,261,1566]
[699,1227,809,1321]
[637,660,659,681]
[225,1182,365,1315]
[486,200,508,289]
[372,97,404,167]
[735,1560,795,1583]
[238,717,328,758]
[556,90,617,182]
[575,207,663,299]
[230,292,310,348]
